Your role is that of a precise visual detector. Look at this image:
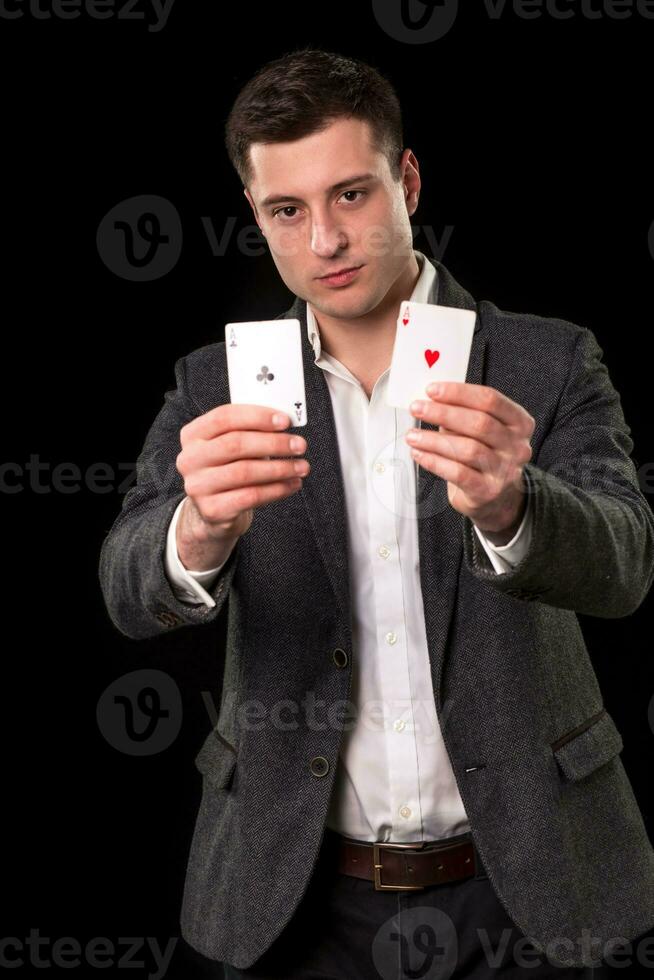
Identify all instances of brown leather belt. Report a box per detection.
[332,831,479,891]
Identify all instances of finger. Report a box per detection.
[438,424,529,467]
[410,446,485,496]
[183,430,305,471]
[184,457,310,497]
[181,404,289,446]
[424,383,534,433]
[408,429,499,475]
[198,477,303,523]
[412,400,510,451]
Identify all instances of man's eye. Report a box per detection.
[271,190,366,220]
[272,206,300,219]
[340,190,366,203]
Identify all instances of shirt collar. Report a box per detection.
[306,250,438,361]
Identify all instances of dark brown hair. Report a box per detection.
[224,46,405,190]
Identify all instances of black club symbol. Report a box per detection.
[257,365,274,385]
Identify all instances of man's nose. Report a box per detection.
[310,217,348,257]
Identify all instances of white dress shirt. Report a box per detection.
[164,251,533,841]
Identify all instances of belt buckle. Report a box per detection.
[372,841,426,891]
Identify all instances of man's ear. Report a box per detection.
[243,187,264,236]
[400,148,421,218]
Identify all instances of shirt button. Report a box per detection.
[378,545,391,559]
[385,632,397,645]
[393,719,406,732]
[374,462,385,474]
[399,805,412,819]
[332,648,349,668]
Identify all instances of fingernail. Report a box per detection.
[410,400,425,415]
[427,383,442,397]
[272,413,289,427]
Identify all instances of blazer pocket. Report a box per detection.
[194,728,238,791]
[551,708,624,782]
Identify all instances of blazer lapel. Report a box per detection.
[275,295,354,634]
[274,259,487,706]
[415,263,487,712]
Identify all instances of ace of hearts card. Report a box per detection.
[385,301,476,410]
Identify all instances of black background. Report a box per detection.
[2,1,654,976]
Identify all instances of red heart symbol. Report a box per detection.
[425,349,440,368]
[402,316,409,325]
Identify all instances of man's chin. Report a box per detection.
[309,294,377,322]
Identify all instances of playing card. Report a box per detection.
[385,301,476,410]
[225,318,307,426]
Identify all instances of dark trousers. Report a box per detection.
[182,828,621,979]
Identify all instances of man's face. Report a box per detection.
[244,117,420,322]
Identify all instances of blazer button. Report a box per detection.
[332,647,348,668]
[156,610,182,627]
[310,756,330,777]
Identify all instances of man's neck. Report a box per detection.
[308,252,422,368]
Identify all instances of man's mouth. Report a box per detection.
[317,265,365,286]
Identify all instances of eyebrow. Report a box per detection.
[259,173,378,209]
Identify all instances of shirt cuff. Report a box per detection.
[163,498,227,608]
[473,492,533,575]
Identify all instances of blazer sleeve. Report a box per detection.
[98,354,240,640]
[461,325,654,618]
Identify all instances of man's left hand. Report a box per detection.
[405,382,535,544]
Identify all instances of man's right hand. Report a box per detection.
[174,404,310,571]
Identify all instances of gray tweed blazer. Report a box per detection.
[98,257,654,970]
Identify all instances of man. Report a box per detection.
[98,47,654,979]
